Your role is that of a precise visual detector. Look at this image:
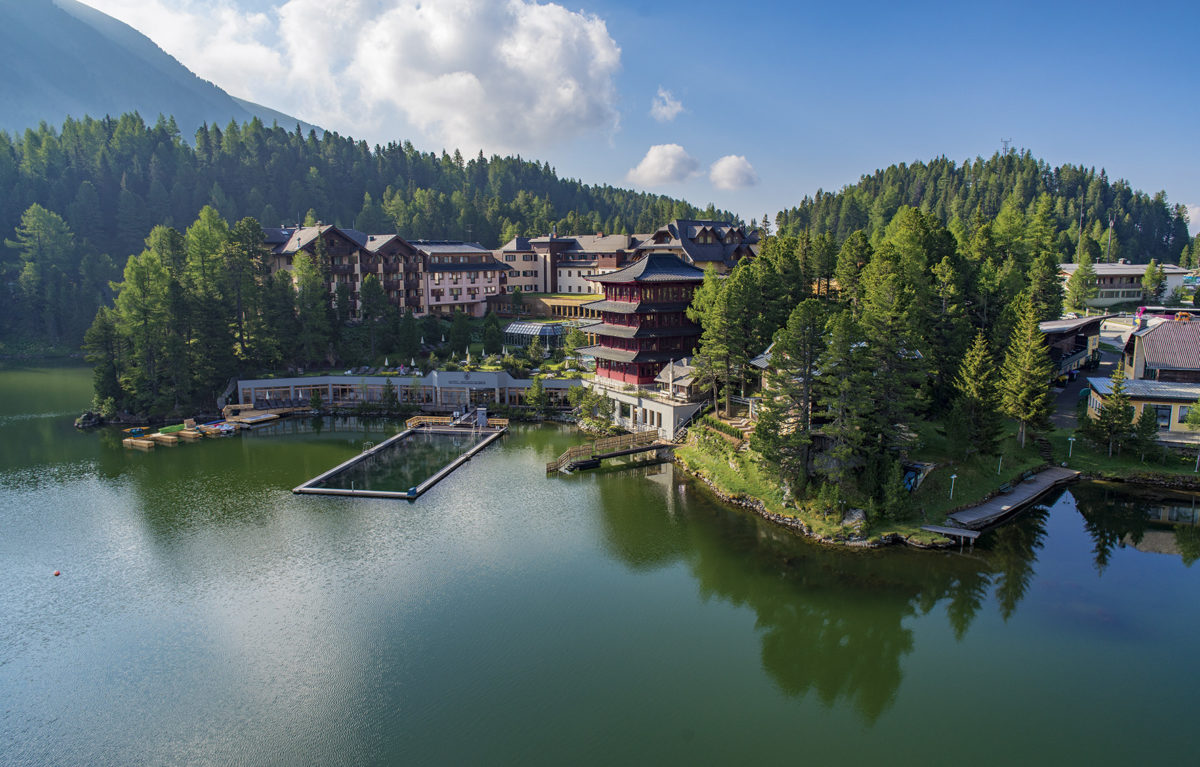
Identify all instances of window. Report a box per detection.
[505,254,516,262]
[1155,404,1172,430]
[1179,405,1192,424]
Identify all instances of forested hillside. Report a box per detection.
[775,152,1192,265]
[0,112,734,350]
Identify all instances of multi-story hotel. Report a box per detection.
[263,225,508,318]
[261,218,754,323]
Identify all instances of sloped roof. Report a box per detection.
[1038,315,1113,334]
[654,356,698,385]
[635,219,759,267]
[1134,320,1200,370]
[411,240,490,255]
[1059,262,1190,276]
[1088,376,1200,401]
[591,252,705,284]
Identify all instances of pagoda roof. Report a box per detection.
[583,299,692,314]
[591,252,705,284]
[579,345,686,364]
[589,324,699,340]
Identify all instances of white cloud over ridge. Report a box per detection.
[626,144,699,187]
[1187,204,1200,236]
[82,0,622,154]
[709,155,759,190]
[649,87,683,122]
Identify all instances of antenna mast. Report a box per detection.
[1000,138,1013,155]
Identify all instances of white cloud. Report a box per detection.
[649,87,683,122]
[709,155,759,190]
[79,0,622,153]
[625,144,699,187]
[1187,204,1200,236]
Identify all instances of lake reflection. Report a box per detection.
[3,366,1200,765]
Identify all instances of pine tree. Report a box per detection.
[1095,364,1134,457]
[1065,248,1098,310]
[1142,259,1167,302]
[814,311,871,491]
[1131,404,1161,462]
[999,292,1054,447]
[752,299,826,492]
[294,252,330,364]
[950,332,1004,457]
[359,275,388,360]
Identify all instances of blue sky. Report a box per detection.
[83,0,1199,232]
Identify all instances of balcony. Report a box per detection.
[330,263,354,275]
[382,262,400,274]
[384,279,403,291]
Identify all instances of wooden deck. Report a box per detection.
[947,466,1080,530]
[546,431,665,473]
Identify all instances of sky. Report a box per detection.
[78,0,1200,233]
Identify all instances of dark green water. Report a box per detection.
[2,364,1199,765]
[312,430,485,493]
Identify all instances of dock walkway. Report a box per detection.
[947,466,1080,530]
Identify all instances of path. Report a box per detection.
[1050,321,1127,430]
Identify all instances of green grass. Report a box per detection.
[1047,430,1200,478]
[907,422,1045,522]
[675,444,845,539]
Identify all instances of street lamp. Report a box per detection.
[1068,436,1076,458]
[949,474,958,500]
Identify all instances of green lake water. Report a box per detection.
[311,429,485,493]
[2,364,1199,765]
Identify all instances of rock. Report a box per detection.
[74,411,102,429]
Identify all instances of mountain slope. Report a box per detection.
[0,0,317,137]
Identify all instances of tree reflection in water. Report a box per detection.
[1071,481,1200,571]
[593,464,1050,723]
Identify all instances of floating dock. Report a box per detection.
[293,417,508,501]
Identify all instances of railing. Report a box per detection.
[406,415,453,428]
[546,431,659,472]
[1054,348,1089,374]
[330,264,354,275]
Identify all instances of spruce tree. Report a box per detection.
[1096,364,1134,457]
[999,293,1054,447]
[814,311,871,492]
[1131,404,1161,462]
[752,299,826,492]
[951,332,1004,457]
[1065,248,1098,310]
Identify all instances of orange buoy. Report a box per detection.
[53,570,60,576]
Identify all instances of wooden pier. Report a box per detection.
[546,431,668,473]
[946,466,1080,530]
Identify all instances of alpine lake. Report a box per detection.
[2,363,1198,765]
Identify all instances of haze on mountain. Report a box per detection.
[0,0,316,138]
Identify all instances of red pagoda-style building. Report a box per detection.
[581,253,707,385]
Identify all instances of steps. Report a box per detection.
[1034,436,1054,462]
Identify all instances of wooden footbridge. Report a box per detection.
[546,431,670,473]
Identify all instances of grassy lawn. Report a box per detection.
[676,417,1053,546]
[675,444,846,539]
[1047,430,1200,478]
[908,422,1045,523]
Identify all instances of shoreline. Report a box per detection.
[670,454,949,551]
[671,452,1200,551]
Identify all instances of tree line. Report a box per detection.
[0,111,736,349]
[774,151,1195,266]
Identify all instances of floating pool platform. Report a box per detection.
[293,418,508,501]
